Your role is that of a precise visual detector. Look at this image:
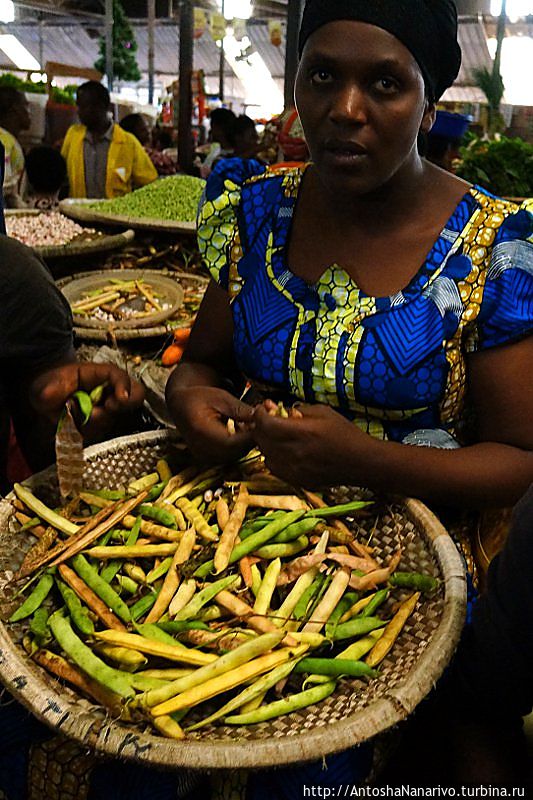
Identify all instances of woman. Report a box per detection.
[166,0,532,791]
[167,0,532,558]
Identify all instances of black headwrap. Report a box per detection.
[298,0,462,101]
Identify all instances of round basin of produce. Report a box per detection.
[5,209,135,259]
[59,175,205,234]
[60,270,184,329]
[0,430,466,770]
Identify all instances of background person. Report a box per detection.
[0,232,145,493]
[24,145,67,210]
[119,112,178,176]
[61,81,157,199]
[166,0,532,791]
[230,114,260,160]
[0,87,30,208]
[197,107,237,178]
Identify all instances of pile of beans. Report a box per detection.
[8,451,439,740]
[6,212,98,248]
[89,175,206,222]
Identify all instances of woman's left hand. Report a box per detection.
[29,362,145,437]
[245,401,375,487]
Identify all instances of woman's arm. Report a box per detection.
[166,280,254,463]
[248,336,533,508]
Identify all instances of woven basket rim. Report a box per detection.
[5,208,136,258]
[0,430,467,770]
[59,198,197,234]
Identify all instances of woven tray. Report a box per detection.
[0,431,466,770]
[57,270,207,341]
[59,198,197,235]
[60,269,184,330]
[5,209,135,259]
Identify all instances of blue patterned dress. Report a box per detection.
[199,159,533,450]
[198,160,533,797]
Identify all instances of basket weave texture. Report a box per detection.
[0,431,466,770]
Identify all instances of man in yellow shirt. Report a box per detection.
[0,87,30,207]
[61,81,157,199]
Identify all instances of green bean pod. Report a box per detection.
[254,535,309,560]
[173,575,240,621]
[91,489,126,501]
[29,607,51,646]
[294,658,377,678]
[224,680,337,725]
[72,391,93,425]
[9,573,54,622]
[146,557,173,584]
[331,616,387,641]
[137,504,176,529]
[70,554,131,624]
[185,657,301,731]
[194,510,305,578]
[130,592,157,622]
[304,500,372,519]
[115,575,138,595]
[325,591,360,638]
[360,588,389,618]
[49,609,134,698]
[388,572,440,594]
[89,383,106,404]
[144,482,168,502]
[56,578,94,635]
[134,622,188,649]
[270,518,322,544]
[157,620,211,634]
[293,574,325,620]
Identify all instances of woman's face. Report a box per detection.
[295,21,435,197]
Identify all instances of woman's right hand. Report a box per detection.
[168,385,255,465]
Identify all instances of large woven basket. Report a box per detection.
[4,209,135,259]
[59,198,197,235]
[0,431,466,770]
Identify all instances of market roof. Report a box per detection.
[3,16,492,87]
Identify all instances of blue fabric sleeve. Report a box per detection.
[469,207,533,351]
[197,158,266,292]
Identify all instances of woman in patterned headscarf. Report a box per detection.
[167,0,533,790]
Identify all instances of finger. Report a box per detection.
[78,363,132,404]
[105,377,145,413]
[230,398,256,424]
[262,399,278,415]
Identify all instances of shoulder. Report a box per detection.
[0,126,16,149]
[205,159,303,203]
[469,185,533,237]
[62,124,84,147]
[0,235,56,289]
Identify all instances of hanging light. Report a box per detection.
[222,0,253,20]
[0,34,40,70]
[0,0,14,23]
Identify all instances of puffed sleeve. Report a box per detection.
[197,158,265,292]
[467,205,533,352]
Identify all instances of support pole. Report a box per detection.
[218,0,225,102]
[284,0,303,109]
[38,14,43,70]
[148,0,155,104]
[105,0,114,92]
[178,0,194,173]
